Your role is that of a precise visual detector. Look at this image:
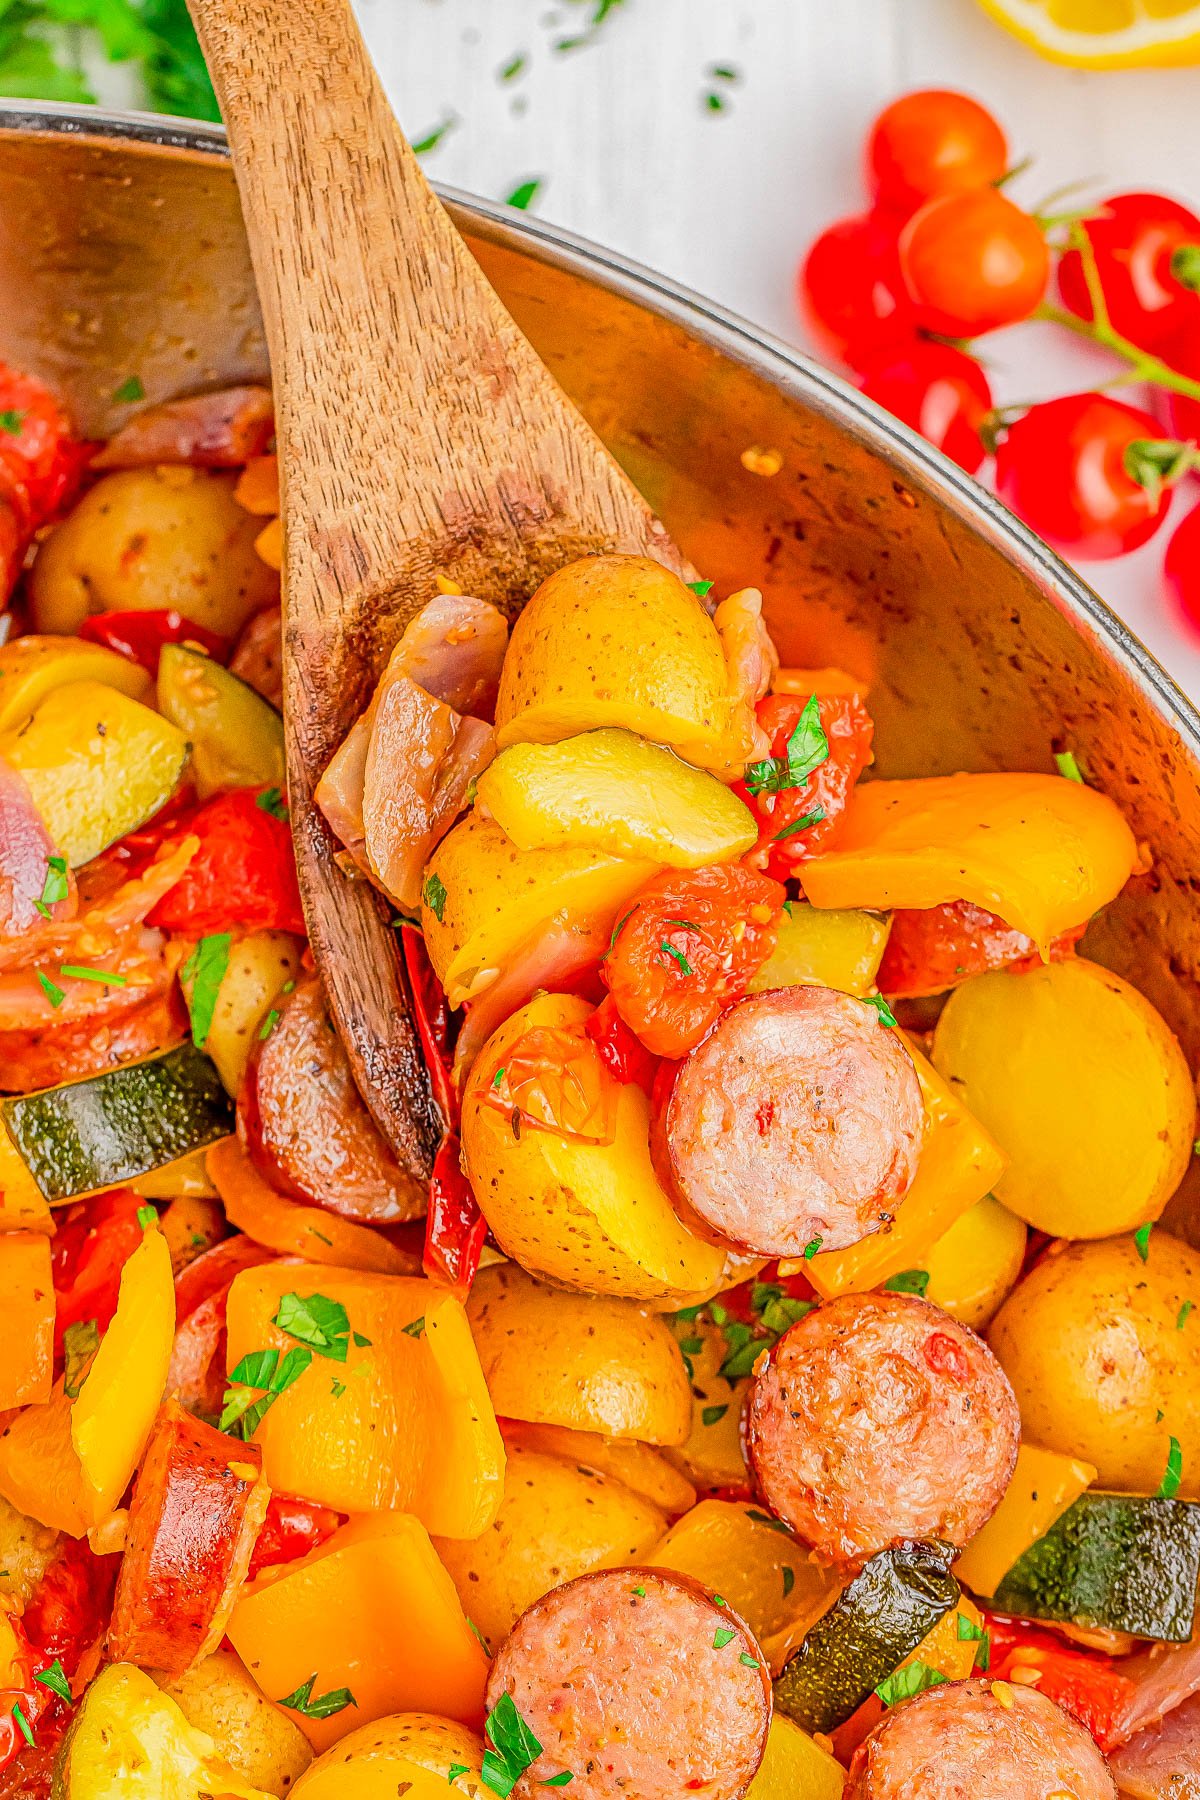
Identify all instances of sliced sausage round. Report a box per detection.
[651,987,925,1257]
[485,1566,771,1800]
[747,1291,1020,1568]
[846,1678,1117,1800]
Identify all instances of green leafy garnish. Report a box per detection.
[403,1316,427,1339]
[259,1009,280,1040]
[746,1508,791,1536]
[701,1404,728,1427]
[11,1700,33,1748]
[750,1281,815,1335]
[448,1765,470,1787]
[974,1632,991,1672]
[278,1674,357,1720]
[256,786,288,820]
[803,1236,823,1260]
[713,1627,736,1649]
[541,1776,573,1788]
[0,410,26,435]
[423,872,448,922]
[482,1693,545,1799]
[36,970,64,1008]
[412,115,458,155]
[1179,1301,1194,1330]
[499,53,526,81]
[137,1204,157,1230]
[273,1292,359,1362]
[1054,749,1084,783]
[62,1318,100,1400]
[739,1652,759,1667]
[34,1659,72,1704]
[876,1661,948,1707]
[633,1585,646,1595]
[782,1566,795,1597]
[658,940,692,975]
[687,579,714,597]
[180,933,231,1048]
[1135,1222,1154,1262]
[1158,1436,1183,1500]
[743,695,828,797]
[113,375,144,404]
[885,1270,930,1298]
[59,965,127,985]
[862,993,898,1028]
[505,179,542,212]
[34,854,68,918]
[221,1345,312,1439]
[774,805,826,842]
[956,1613,984,1641]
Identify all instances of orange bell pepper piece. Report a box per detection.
[233,453,279,517]
[0,1226,174,1534]
[207,1139,420,1276]
[226,1511,489,1754]
[224,1262,504,1534]
[773,665,869,698]
[254,517,283,571]
[0,1233,54,1407]
[0,1126,53,1234]
[783,1035,1007,1301]
[801,771,1137,948]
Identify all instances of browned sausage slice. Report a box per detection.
[846,1678,1117,1800]
[485,1566,771,1800]
[747,1292,1019,1568]
[651,987,925,1257]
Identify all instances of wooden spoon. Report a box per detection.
[185,0,687,1197]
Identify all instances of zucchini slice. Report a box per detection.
[992,1492,1200,1643]
[2,1044,234,1203]
[773,1540,959,1735]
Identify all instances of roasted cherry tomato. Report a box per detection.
[799,211,915,368]
[248,1494,341,1577]
[1058,192,1200,351]
[857,341,993,473]
[878,900,1087,999]
[602,865,785,1060]
[867,89,1008,212]
[147,785,305,936]
[899,188,1049,336]
[736,689,874,880]
[424,1132,486,1298]
[994,393,1185,560]
[584,994,660,1098]
[0,362,87,530]
[50,1187,146,1362]
[1159,323,1200,443]
[77,608,231,674]
[1164,502,1200,638]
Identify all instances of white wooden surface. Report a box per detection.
[354,0,1200,698]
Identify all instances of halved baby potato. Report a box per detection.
[746,899,891,996]
[0,634,149,732]
[494,555,739,773]
[921,1193,1027,1331]
[0,680,189,866]
[477,728,757,866]
[152,1650,312,1799]
[291,1714,487,1800]
[158,644,284,798]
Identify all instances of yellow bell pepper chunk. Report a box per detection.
[0,633,149,731]
[789,1036,1007,1300]
[954,1443,1097,1601]
[0,1123,54,1233]
[923,1194,1028,1331]
[747,900,891,997]
[0,1233,54,1407]
[801,771,1137,949]
[744,1714,845,1800]
[227,1513,489,1755]
[902,1595,986,1684]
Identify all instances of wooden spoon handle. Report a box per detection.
[186,0,681,1186]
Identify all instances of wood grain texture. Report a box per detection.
[184,0,684,1187]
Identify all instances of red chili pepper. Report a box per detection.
[147,786,305,937]
[399,923,458,1133]
[78,608,231,674]
[424,1133,486,1299]
[247,1494,341,1578]
[584,995,661,1098]
[50,1188,146,1362]
[984,1615,1136,1746]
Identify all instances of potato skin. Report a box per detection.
[466,1261,691,1445]
[433,1446,667,1649]
[933,959,1195,1239]
[30,467,279,637]
[460,993,730,1304]
[989,1231,1200,1497]
[291,1713,486,1800]
[152,1650,312,1797]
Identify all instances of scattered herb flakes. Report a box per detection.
[862,993,898,1028]
[750,1281,815,1335]
[701,1403,728,1427]
[1135,1222,1154,1263]
[885,1269,930,1298]
[113,375,145,404]
[803,1236,823,1261]
[482,1692,544,1799]
[403,1316,427,1339]
[492,1067,506,1090]
[739,1652,759,1667]
[34,855,68,918]
[0,410,26,435]
[256,785,288,820]
[774,805,826,842]
[505,179,543,212]
[279,1673,357,1720]
[974,1632,991,1672]
[448,1765,470,1788]
[956,1613,985,1642]
[274,1292,357,1362]
[1157,1409,1166,1424]
[713,1627,736,1649]
[1179,1301,1194,1330]
[709,63,740,81]
[782,1566,795,1598]
[412,115,458,155]
[1158,1436,1183,1500]
[221,1344,313,1439]
[423,872,448,923]
[34,1659,72,1704]
[180,932,231,1048]
[330,1378,346,1399]
[633,1584,646,1596]
[36,970,64,1008]
[657,939,692,975]
[137,1204,157,1231]
[744,695,829,798]
[687,579,714,598]
[62,1318,100,1400]
[704,92,727,112]
[500,51,527,81]
[876,1661,948,1707]
[467,1617,492,1656]
[11,1701,33,1748]
[259,1008,280,1041]
[59,965,127,986]
[746,1508,791,1536]
[1054,749,1084,783]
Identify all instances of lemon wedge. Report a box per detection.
[977,0,1200,66]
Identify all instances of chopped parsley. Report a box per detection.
[11,1701,33,1748]
[500,52,527,81]
[423,872,448,922]
[1135,1222,1154,1263]
[678,1281,815,1383]
[541,1777,573,1789]
[62,1319,100,1400]
[687,579,714,598]
[658,940,692,975]
[746,1509,791,1536]
[1054,750,1084,783]
[273,1292,367,1362]
[750,1281,816,1335]
[114,375,145,404]
[862,993,898,1028]
[885,1270,930,1298]
[0,411,26,436]
[448,1765,470,1787]
[743,694,829,797]
[633,1585,646,1596]
[278,1674,357,1720]
[34,855,68,918]
[705,91,727,112]
[956,1613,985,1642]
[713,1627,736,1649]
[739,1652,759,1667]
[34,1660,72,1705]
[180,933,231,1048]
[137,1205,157,1230]
[505,179,542,211]
[702,1404,728,1427]
[36,970,64,1008]
[412,115,458,155]
[259,1009,281,1040]
[876,1661,948,1707]
[221,1346,313,1438]
[1158,1436,1183,1500]
[774,805,826,842]
[1179,1301,1194,1330]
[606,906,637,957]
[59,965,128,985]
[782,1566,795,1597]
[256,786,289,820]
[467,1617,491,1655]
[330,1379,346,1399]
[492,1067,506,1090]
[803,1236,823,1261]
[403,1316,427,1339]
[482,1692,549,1799]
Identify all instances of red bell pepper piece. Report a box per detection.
[400,923,458,1133]
[78,608,232,674]
[148,786,305,937]
[584,995,661,1098]
[985,1614,1137,1746]
[0,1538,119,1774]
[424,1134,486,1299]
[174,1234,276,1327]
[876,899,1087,999]
[736,688,874,878]
[50,1188,146,1362]
[248,1494,342,1578]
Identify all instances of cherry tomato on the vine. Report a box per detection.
[857,341,993,473]
[899,188,1050,337]
[867,90,1008,213]
[994,393,1182,561]
[1058,192,1200,352]
[1164,504,1200,638]
[1158,324,1200,444]
[799,211,915,368]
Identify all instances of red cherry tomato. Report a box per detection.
[856,341,993,473]
[736,689,874,879]
[602,865,785,1060]
[77,608,231,674]
[899,189,1050,336]
[0,362,87,530]
[994,393,1183,560]
[867,90,1008,212]
[1164,503,1200,637]
[146,785,305,936]
[799,211,915,368]
[1158,324,1200,444]
[878,900,1087,999]
[1059,192,1200,351]
[248,1494,341,1577]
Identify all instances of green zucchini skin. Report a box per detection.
[773,1539,959,1735]
[2,1043,234,1202]
[992,1492,1200,1642]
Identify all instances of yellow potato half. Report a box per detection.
[466,1260,691,1445]
[933,959,1195,1239]
[0,635,149,732]
[291,1714,487,1800]
[433,1446,667,1649]
[746,900,891,997]
[152,1650,312,1798]
[989,1231,1200,1497]
[460,993,729,1303]
[30,467,278,638]
[922,1194,1028,1331]
[494,555,737,773]
[421,811,659,1005]
[478,728,757,867]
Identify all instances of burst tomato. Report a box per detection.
[737,689,874,880]
[867,89,1008,212]
[899,188,1049,337]
[1058,192,1200,352]
[1164,503,1200,637]
[857,341,993,473]
[799,210,915,368]
[1159,323,1200,443]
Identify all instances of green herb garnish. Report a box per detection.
[412,115,459,154]
[701,1404,728,1427]
[0,411,26,435]
[278,1674,357,1720]
[505,179,542,211]
[34,1659,72,1704]
[114,375,144,404]
[658,940,692,975]
[180,932,231,1048]
[1054,750,1084,783]
[782,1566,795,1597]
[62,1319,100,1400]
[273,1292,360,1362]
[11,1701,33,1748]
[1158,1436,1183,1500]
[59,965,128,985]
[221,1345,312,1438]
[137,1204,157,1230]
[403,1316,427,1339]
[744,694,828,797]
[423,872,448,922]
[687,579,714,598]
[34,855,68,918]
[256,786,288,820]
[774,806,826,842]
[713,1627,736,1649]
[862,993,898,1028]
[803,1236,823,1261]
[36,970,64,1008]
[876,1661,948,1707]
[1179,1301,1194,1330]
[1135,1222,1154,1262]
[482,1692,545,1799]
[885,1270,930,1298]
